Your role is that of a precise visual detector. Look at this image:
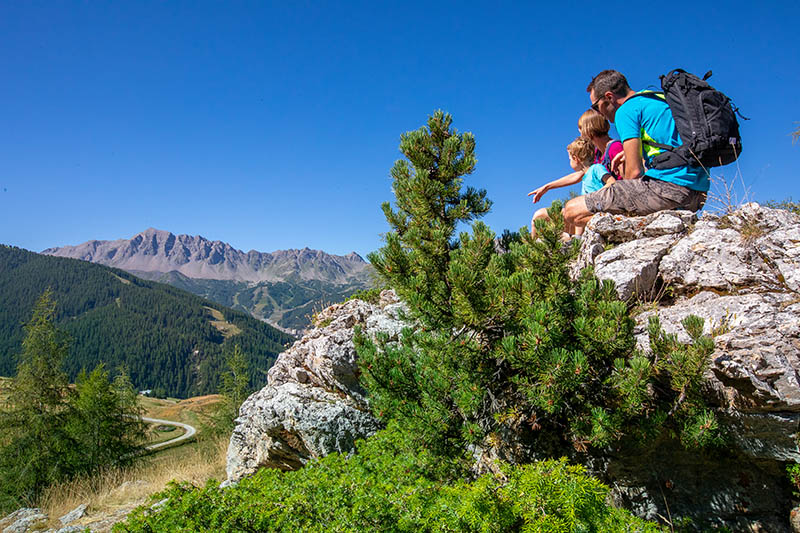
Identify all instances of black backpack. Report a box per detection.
[632,69,744,170]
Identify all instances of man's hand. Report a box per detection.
[527,185,547,203]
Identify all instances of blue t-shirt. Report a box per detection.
[581,163,610,195]
[614,92,710,192]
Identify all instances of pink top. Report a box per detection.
[596,140,623,178]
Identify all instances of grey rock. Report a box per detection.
[226,381,380,479]
[641,211,690,237]
[593,234,678,301]
[635,291,800,417]
[58,504,87,526]
[660,203,800,295]
[572,210,693,283]
[659,222,770,293]
[570,228,605,279]
[719,410,800,462]
[588,210,694,243]
[226,290,404,484]
[1,508,47,533]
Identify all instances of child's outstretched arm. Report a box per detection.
[527,169,585,203]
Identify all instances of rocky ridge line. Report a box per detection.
[42,228,370,284]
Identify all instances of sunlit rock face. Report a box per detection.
[572,203,800,531]
[225,290,404,483]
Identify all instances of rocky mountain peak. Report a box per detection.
[42,230,371,284]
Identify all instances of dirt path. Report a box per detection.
[142,416,197,451]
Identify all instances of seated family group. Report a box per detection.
[529,69,710,238]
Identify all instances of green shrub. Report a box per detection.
[114,425,661,533]
[765,197,800,216]
[345,287,385,304]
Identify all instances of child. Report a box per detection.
[578,109,623,179]
[527,136,612,237]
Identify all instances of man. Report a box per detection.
[563,70,709,235]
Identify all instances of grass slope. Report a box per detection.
[0,245,295,398]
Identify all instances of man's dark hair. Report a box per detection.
[587,70,631,97]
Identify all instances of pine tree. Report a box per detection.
[357,112,718,459]
[211,344,252,433]
[0,291,147,513]
[67,364,146,473]
[369,110,491,330]
[0,289,74,510]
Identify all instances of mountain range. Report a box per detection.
[0,245,294,398]
[43,229,375,333]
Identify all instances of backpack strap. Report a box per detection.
[626,92,687,157]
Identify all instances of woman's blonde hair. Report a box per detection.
[566,136,595,167]
[578,109,610,138]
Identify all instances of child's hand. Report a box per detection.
[527,186,547,203]
[611,151,626,176]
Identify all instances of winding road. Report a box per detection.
[142,416,197,451]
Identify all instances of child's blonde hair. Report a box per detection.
[567,136,595,167]
[578,109,610,138]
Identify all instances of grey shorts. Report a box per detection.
[584,177,706,215]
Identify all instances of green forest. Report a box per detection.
[145,270,371,331]
[0,245,295,398]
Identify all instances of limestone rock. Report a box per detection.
[58,504,87,526]
[567,204,800,529]
[226,381,380,477]
[574,210,693,300]
[635,291,800,418]
[587,210,695,243]
[0,508,47,533]
[593,234,678,300]
[225,290,406,484]
[660,203,800,295]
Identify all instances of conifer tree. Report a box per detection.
[358,112,718,460]
[211,344,252,433]
[369,110,491,330]
[0,291,147,513]
[67,364,146,473]
[0,289,74,509]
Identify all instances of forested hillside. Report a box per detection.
[43,228,375,333]
[144,270,370,332]
[0,245,295,398]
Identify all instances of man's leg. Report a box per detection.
[564,196,593,236]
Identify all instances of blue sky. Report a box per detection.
[1,1,798,258]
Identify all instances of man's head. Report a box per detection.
[566,136,594,171]
[578,109,610,140]
[587,70,632,122]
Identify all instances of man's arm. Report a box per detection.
[622,138,645,180]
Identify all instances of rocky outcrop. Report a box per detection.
[225,290,406,484]
[572,203,800,531]
[0,508,46,533]
[225,203,800,530]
